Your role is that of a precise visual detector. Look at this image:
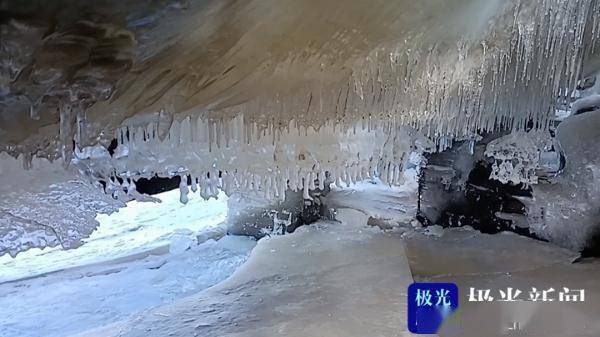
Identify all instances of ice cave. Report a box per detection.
[1,0,600,336]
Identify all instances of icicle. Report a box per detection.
[330,167,338,186]
[303,173,313,200]
[308,172,316,190]
[380,162,388,184]
[279,171,287,199]
[58,100,76,167]
[122,178,130,192]
[190,175,198,193]
[393,164,401,185]
[29,102,40,120]
[179,175,189,204]
[289,168,298,192]
[273,172,280,200]
[129,179,137,195]
[253,173,261,193]
[209,169,219,197]
[318,171,325,190]
[336,166,344,187]
[200,172,211,200]
[264,174,272,201]
[351,165,358,185]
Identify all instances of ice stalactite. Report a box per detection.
[58,100,77,167]
[69,0,600,205]
[3,0,600,256]
[179,175,189,204]
[73,115,424,204]
[71,0,600,155]
[2,0,600,170]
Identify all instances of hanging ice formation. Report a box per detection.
[73,116,420,202]
[2,0,600,254]
[60,0,600,204]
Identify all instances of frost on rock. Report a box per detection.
[525,111,600,251]
[0,153,124,257]
[484,131,552,186]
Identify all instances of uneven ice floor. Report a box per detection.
[4,179,598,337]
[405,228,600,337]
[71,180,600,337]
[73,208,416,337]
[0,191,255,337]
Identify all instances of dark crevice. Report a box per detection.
[135,175,181,195]
[574,105,600,115]
[439,162,540,239]
[418,145,546,243]
[107,138,118,156]
[580,217,600,258]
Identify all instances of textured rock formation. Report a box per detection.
[226,186,330,239]
[526,111,600,250]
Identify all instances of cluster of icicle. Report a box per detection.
[73,113,419,204]
[191,0,600,142]
[54,0,600,168]
[69,0,600,204]
[172,159,410,204]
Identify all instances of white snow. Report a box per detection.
[325,169,419,224]
[0,189,256,337]
[0,189,228,283]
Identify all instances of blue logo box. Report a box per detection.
[408,283,459,334]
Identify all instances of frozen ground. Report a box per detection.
[71,179,600,337]
[1,175,421,337]
[405,227,600,337]
[3,178,599,337]
[73,208,416,337]
[0,190,256,337]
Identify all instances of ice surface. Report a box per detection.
[72,208,415,337]
[65,179,600,337]
[3,177,598,337]
[0,189,249,337]
[0,235,255,337]
[405,227,600,336]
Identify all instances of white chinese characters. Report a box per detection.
[468,287,585,302]
[416,289,453,307]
